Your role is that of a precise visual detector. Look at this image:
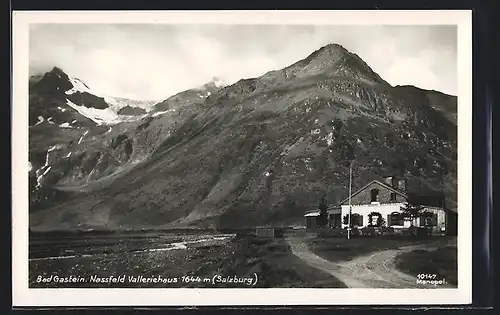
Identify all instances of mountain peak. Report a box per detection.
[318,43,349,53]
[48,66,69,78]
[31,66,73,93]
[51,66,65,73]
[305,43,350,61]
[291,42,390,86]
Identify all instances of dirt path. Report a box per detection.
[286,236,367,288]
[286,236,456,289]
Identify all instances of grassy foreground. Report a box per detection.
[394,246,458,286]
[306,236,440,263]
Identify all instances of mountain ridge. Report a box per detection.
[28,43,457,231]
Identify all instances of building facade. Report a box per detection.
[339,176,410,229]
[304,176,457,235]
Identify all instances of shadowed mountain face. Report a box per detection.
[29,66,116,130]
[118,106,147,116]
[29,43,457,231]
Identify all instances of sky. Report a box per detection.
[29,24,457,100]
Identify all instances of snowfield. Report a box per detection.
[66,99,122,126]
[59,73,156,125]
[65,76,94,96]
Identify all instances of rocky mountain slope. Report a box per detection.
[28,68,227,212]
[29,44,457,231]
[153,79,226,112]
[117,106,147,116]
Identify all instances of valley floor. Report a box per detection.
[29,230,457,289]
[29,230,345,288]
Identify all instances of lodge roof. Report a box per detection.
[338,180,408,205]
[305,205,341,213]
[304,212,320,217]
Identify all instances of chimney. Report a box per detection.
[391,177,398,189]
[398,179,406,192]
[385,176,393,186]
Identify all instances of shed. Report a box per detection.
[256,227,275,238]
[304,211,320,229]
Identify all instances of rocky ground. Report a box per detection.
[29,231,344,288]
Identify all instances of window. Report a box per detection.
[351,213,363,227]
[422,213,438,226]
[388,212,404,226]
[390,193,397,201]
[330,213,342,228]
[368,211,383,226]
[370,189,379,202]
[424,217,433,226]
[334,213,341,228]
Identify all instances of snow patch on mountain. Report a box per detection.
[65,97,155,125]
[66,99,122,126]
[78,130,89,144]
[326,132,334,146]
[59,73,145,125]
[35,145,61,188]
[41,166,52,177]
[213,77,226,88]
[45,145,58,163]
[152,109,175,117]
[35,116,44,126]
[65,76,94,96]
[63,73,156,123]
[36,69,165,125]
[36,166,52,188]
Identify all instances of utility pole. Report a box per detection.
[347,160,354,240]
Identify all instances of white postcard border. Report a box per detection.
[12,10,472,306]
